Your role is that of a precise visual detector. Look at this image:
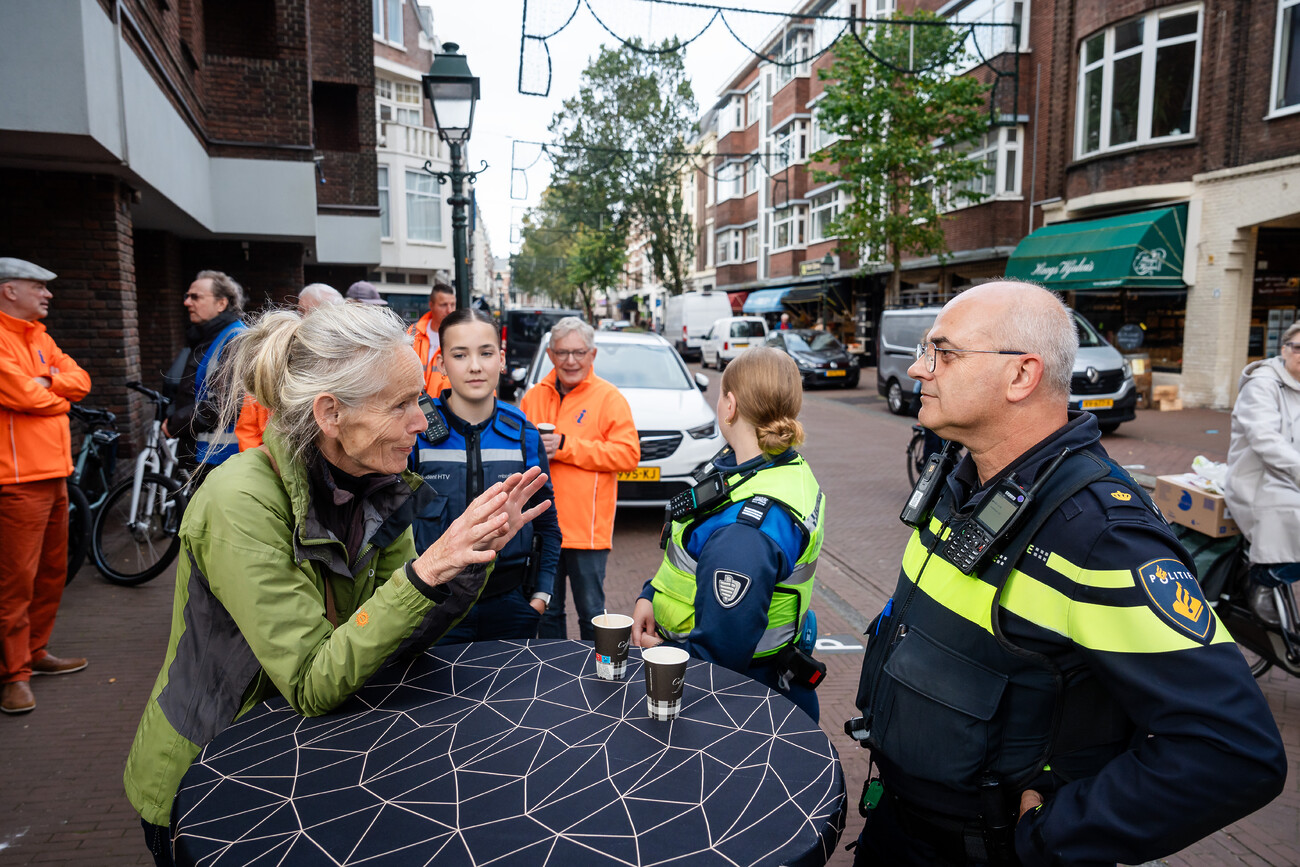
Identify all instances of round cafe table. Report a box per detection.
[173,639,845,866]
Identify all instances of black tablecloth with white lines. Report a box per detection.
[174,639,846,866]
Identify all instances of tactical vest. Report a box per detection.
[194,319,245,466]
[651,455,824,659]
[858,451,1169,815]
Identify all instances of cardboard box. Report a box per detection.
[1153,384,1180,401]
[1157,398,1183,412]
[1153,474,1240,537]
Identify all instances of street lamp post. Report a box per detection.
[422,42,486,311]
[820,252,835,330]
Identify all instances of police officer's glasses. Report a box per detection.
[914,342,1028,373]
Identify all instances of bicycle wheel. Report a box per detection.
[92,472,187,586]
[906,432,926,487]
[66,482,90,584]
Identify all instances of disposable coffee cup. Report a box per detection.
[642,645,689,720]
[592,613,633,680]
[536,423,556,436]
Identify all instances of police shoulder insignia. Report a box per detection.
[1136,558,1214,642]
[737,496,772,527]
[1110,490,1132,501]
[714,570,752,609]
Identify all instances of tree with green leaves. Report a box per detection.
[813,11,993,303]
[510,188,577,307]
[566,224,628,321]
[547,39,698,297]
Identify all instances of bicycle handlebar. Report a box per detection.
[126,381,171,409]
[69,404,117,427]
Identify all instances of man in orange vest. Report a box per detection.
[409,282,457,396]
[520,317,640,639]
[0,258,92,715]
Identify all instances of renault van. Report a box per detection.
[877,307,1137,432]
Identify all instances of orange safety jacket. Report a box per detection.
[519,370,640,550]
[0,309,92,484]
[409,311,451,397]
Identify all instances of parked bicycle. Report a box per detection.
[65,404,121,583]
[90,382,188,586]
[1193,533,1300,679]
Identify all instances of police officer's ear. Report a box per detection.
[1006,353,1046,405]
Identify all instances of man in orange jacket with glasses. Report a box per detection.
[521,317,640,640]
[0,258,92,715]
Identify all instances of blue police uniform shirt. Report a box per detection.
[639,448,819,720]
[411,396,560,598]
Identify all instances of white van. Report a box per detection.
[701,316,769,369]
[877,306,1137,432]
[664,291,734,361]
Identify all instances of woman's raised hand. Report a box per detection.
[410,467,551,588]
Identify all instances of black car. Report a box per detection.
[764,329,861,388]
[499,307,584,399]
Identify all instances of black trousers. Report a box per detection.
[142,819,175,867]
[852,793,1014,867]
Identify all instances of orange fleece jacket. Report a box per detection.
[0,309,91,484]
[520,370,640,549]
[409,311,451,397]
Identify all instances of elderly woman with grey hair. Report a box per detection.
[125,303,550,867]
[1225,321,1300,616]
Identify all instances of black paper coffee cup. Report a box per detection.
[592,613,633,680]
[642,645,689,720]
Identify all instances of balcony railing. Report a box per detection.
[376,121,443,160]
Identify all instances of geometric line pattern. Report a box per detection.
[175,640,846,866]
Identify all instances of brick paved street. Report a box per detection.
[1,367,1295,866]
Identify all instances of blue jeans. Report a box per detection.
[538,548,609,641]
[437,588,542,644]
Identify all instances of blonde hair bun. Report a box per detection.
[719,347,805,455]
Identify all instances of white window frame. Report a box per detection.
[385,0,404,45]
[715,229,742,265]
[771,206,806,252]
[1075,4,1202,159]
[951,0,1030,63]
[372,0,383,38]
[405,169,442,243]
[770,119,808,173]
[376,77,421,125]
[775,29,813,87]
[378,165,391,239]
[716,162,742,202]
[809,187,844,241]
[746,87,761,128]
[745,157,759,196]
[941,125,1022,212]
[811,107,841,154]
[814,1,842,54]
[1270,0,1300,118]
[744,226,760,261]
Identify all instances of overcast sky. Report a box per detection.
[428,0,801,260]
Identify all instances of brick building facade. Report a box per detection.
[0,0,380,452]
[690,0,1300,406]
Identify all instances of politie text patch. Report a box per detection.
[714,570,752,609]
[1136,558,1213,642]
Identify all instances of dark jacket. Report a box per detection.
[856,412,1286,866]
[166,310,242,444]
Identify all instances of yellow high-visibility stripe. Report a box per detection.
[904,546,996,632]
[1045,551,1133,589]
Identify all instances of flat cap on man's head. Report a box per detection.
[345,281,388,306]
[0,258,57,283]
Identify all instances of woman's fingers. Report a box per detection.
[519,500,552,525]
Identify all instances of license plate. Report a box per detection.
[1080,398,1113,409]
[825,369,847,377]
[618,467,660,482]
[732,341,748,348]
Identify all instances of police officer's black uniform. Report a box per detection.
[851,413,1286,866]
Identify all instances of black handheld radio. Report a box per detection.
[941,448,1073,574]
[667,472,730,522]
[900,441,960,529]
[417,394,450,445]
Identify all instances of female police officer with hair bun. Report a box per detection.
[631,346,826,721]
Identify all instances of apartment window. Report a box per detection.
[745,158,759,195]
[716,232,730,265]
[775,29,813,87]
[771,120,808,173]
[1076,5,1201,158]
[771,206,806,251]
[717,162,744,202]
[1273,0,1300,114]
[809,189,843,241]
[378,166,391,238]
[955,0,1028,60]
[372,0,382,37]
[811,109,840,154]
[379,0,403,44]
[814,1,841,53]
[747,87,760,127]
[718,95,742,136]
[405,170,442,242]
[376,78,421,125]
[745,227,760,260]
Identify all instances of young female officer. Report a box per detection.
[411,308,561,641]
[631,346,826,720]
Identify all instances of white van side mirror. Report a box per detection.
[694,372,709,392]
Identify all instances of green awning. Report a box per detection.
[1004,205,1187,291]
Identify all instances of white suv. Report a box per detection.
[519,330,726,506]
[701,316,769,370]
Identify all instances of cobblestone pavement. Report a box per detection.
[1,369,1294,866]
